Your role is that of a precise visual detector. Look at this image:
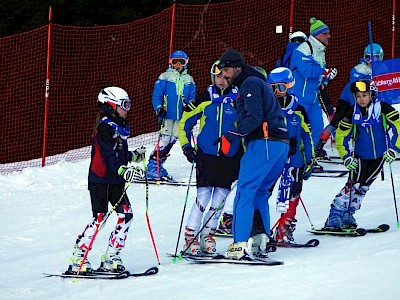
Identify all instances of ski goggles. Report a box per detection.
[290,37,307,43]
[118,98,131,111]
[211,63,222,75]
[170,58,188,68]
[364,54,382,63]
[355,81,368,92]
[269,82,294,94]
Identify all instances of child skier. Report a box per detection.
[266,67,314,243]
[323,79,400,230]
[147,50,196,181]
[66,87,146,274]
[178,60,242,255]
[315,43,384,159]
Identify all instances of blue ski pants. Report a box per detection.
[232,139,289,243]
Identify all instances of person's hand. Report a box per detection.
[131,146,146,162]
[303,161,314,180]
[343,156,358,171]
[183,146,197,163]
[383,149,398,163]
[214,132,240,156]
[118,165,145,181]
[323,67,338,80]
[156,107,167,118]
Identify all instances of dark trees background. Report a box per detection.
[0,0,228,38]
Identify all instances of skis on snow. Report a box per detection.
[132,178,196,186]
[43,267,158,280]
[268,238,320,248]
[308,224,390,237]
[184,254,283,266]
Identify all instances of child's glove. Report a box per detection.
[343,156,358,171]
[118,166,145,182]
[183,146,197,163]
[303,161,314,180]
[156,107,167,118]
[131,146,146,162]
[383,149,398,163]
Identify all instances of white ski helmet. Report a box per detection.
[98,86,131,113]
[289,31,307,43]
[210,60,222,85]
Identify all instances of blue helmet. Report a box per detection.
[169,50,189,69]
[363,43,384,63]
[267,67,295,95]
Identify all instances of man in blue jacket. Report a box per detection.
[216,49,289,260]
[290,18,337,148]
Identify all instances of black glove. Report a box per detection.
[183,146,197,163]
[288,137,297,157]
[291,167,303,197]
[156,107,167,118]
[303,160,314,180]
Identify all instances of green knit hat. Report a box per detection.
[310,17,329,37]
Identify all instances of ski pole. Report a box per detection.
[172,159,195,261]
[143,159,161,265]
[156,116,166,185]
[299,196,315,230]
[269,218,280,236]
[172,133,197,261]
[75,181,133,277]
[178,181,238,259]
[382,115,400,229]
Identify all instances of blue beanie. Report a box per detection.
[310,17,329,37]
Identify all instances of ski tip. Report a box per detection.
[116,271,130,278]
[306,239,320,246]
[145,267,159,275]
[366,224,390,233]
[379,224,390,232]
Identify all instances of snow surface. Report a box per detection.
[1,143,400,300]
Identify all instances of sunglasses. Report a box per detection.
[171,58,187,67]
[364,54,381,63]
[270,82,293,94]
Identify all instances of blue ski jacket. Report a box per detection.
[290,36,325,106]
[336,102,400,160]
[179,85,241,157]
[152,68,196,120]
[232,66,289,144]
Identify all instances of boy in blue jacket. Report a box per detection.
[315,43,384,159]
[147,50,196,180]
[266,67,314,244]
[323,79,400,230]
[178,60,242,255]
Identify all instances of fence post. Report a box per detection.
[169,0,176,55]
[42,6,53,167]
